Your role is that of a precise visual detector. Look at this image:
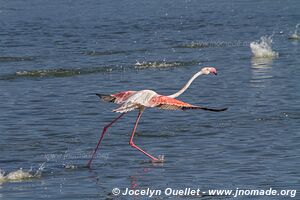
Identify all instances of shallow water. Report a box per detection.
[0,0,300,199]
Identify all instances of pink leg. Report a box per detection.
[87,113,125,168]
[129,111,159,162]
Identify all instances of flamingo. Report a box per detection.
[87,67,227,168]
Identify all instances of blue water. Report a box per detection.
[0,0,299,199]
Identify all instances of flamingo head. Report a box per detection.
[201,67,217,75]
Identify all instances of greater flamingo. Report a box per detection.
[87,67,227,168]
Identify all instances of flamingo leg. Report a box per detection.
[129,111,159,162]
[87,113,125,168]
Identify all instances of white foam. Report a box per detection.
[250,35,278,58]
[0,169,5,180]
[0,169,33,182]
[63,164,77,169]
[135,61,181,69]
[5,169,33,180]
[16,70,48,76]
[0,163,45,183]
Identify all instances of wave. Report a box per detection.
[250,35,278,58]
[0,60,198,80]
[15,66,116,78]
[176,41,213,48]
[85,50,127,56]
[0,56,34,62]
[0,66,116,80]
[134,60,196,69]
[175,40,249,49]
[0,67,118,80]
[84,49,147,56]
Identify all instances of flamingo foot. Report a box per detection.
[152,155,164,163]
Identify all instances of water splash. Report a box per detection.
[135,61,179,68]
[63,164,77,169]
[250,35,278,58]
[289,23,300,40]
[0,163,45,183]
[4,169,33,181]
[0,169,5,180]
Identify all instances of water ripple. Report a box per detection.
[0,56,35,62]
[0,66,116,80]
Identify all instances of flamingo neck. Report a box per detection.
[168,71,203,98]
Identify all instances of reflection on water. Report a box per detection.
[129,168,150,190]
[289,23,300,40]
[250,57,273,88]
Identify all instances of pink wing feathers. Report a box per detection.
[150,95,228,112]
[150,95,196,109]
[96,92,227,112]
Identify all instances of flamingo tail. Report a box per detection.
[96,93,116,102]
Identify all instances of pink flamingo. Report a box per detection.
[87,67,227,168]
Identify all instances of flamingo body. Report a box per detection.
[87,67,227,168]
[112,90,158,113]
[98,90,226,113]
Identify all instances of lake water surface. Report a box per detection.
[0,0,299,199]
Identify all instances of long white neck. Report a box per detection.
[168,71,203,98]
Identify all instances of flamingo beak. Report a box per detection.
[210,67,217,75]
